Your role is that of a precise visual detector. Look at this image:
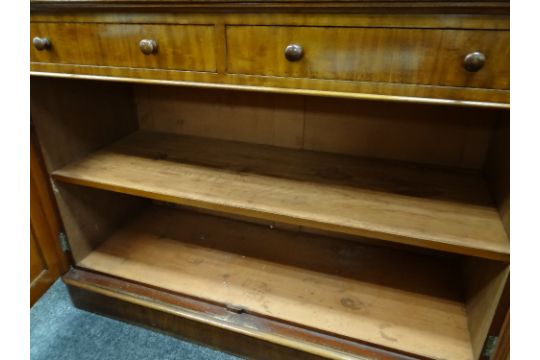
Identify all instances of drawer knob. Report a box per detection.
[139,39,158,55]
[33,37,51,51]
[463,51,486,72]
[285,44,304,62]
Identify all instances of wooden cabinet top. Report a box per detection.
[31,0,510,12]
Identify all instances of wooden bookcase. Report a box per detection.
[30,1,510,359]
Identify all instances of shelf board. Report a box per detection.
[79,205,473,360]
[53,130,509,260]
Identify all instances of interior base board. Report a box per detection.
[64,268,419,360]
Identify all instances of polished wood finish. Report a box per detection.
[65,268,418,360]
[30,1,510,357]
[52,131,508,260]
[28,12,511,32]
[227,26,508,89]
[30,9,510,107]
[30,22,216,72]
[30,128,69,306]
[29,70,510,108]
[30,0,510,12]
[78,204,474,360]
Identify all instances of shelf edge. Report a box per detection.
[52,172,510,261]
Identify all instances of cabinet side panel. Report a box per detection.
[53,184,148,263]
[493,311,510,360]
[464,258,509,359]
[31,77,143,262]
[30,77,138,171]
[30,127,69,305]
[483,113,510,235]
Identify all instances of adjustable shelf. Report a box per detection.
[52,130,509,260]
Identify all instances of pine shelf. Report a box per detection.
[53,130,509,260]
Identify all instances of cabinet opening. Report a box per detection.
[54,184,507,360]
[31,78,509,260]
[31,77,509,360]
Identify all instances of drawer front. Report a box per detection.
[226,26,509,89]
[30,22,216,72]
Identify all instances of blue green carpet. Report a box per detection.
[31,279,242,360]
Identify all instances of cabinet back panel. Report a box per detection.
[134,85,498,170]
[135,85,306,149]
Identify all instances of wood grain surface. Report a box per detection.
[31,22,216,72]
[134,85,499,170]
[52,131,509,260]
[464,257,509,359]
[227,26,509,89]
[30,3,510,356]
[30,0,510,12]
[79,205,474,360]
[30,10,510,106]
[30,127,69,305]
[65,268,425,360]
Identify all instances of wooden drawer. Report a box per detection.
[226,26,509,89]
[30,22,216,72]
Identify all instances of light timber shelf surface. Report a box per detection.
[52,130,509,260]
[79,205,473,360]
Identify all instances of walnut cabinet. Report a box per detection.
[30,1,510,359]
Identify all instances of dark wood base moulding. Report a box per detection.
[64,268,420,360]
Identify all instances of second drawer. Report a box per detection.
[226,25,509,90]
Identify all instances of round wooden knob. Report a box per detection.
[284,44,303,62]
[463,51,486,72]
[33,37,51,51]
[139,39,157,55]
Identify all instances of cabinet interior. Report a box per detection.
[31,77,509,360]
